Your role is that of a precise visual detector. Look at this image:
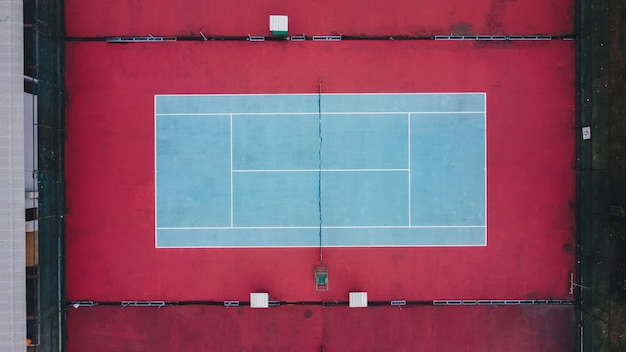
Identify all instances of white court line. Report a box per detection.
[230,114,234,228]
[154,96,158,248]
[232,168,409,173]
[156,111,486,116]
[154,93,489,248]
[155,92,487,97]
[157,225,486,230]
[408,112,412,226]
[484,93,488,245]
[158,244,488,249]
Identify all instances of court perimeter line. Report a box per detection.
[484,93,488,245]
[155,93,488,248]
[154,96,158,247]
[156,111,486,116]
[232,168,409,173]
[408,112,412,226]
[157,244,489,249]
[230,114,234,227]
[156,92,486,97]
[157,225,486,230]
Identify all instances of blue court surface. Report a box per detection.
[155,93,486,247]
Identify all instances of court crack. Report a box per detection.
[317,78,324,263]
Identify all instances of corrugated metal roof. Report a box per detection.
[0,1,27,349]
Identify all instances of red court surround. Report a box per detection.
[65,40,575,302]
[65,0,573,37]
[64,0,576,349]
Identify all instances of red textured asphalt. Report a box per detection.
[66,305,575,352]
[64,0,576,349]
[65,40,575,302]
[64,0,573,37]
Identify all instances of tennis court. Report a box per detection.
[65,39,575,301]
[155,93,485,247]
[63,0,577,347]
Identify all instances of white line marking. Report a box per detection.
[158,113,314,116]
[155,92,487,97]
[156,111,486,116]
[154,96,158,248]
[154,93,490,247]
[232,168,409,173]
[484,93,488,245]
[159,245,487,249]
[157,225,486,230]
[408,113,412,226]
[230,114,234,228]
[157,244,488,249]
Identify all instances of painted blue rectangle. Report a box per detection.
[320,94,485,113]
[155,93,486,247]
[156,115,231,227]
[232,114,319,170]
[232,113,409,171]
[156,95,318,114]
[321,171,409,226]
[156,227,486,247]
[233,170,409,227]
[233,172,319,227]
[410,113,485,225]
[321,114,408,169]
[155,93,485,115]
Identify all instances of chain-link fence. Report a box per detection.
[24,0,65,350]
[577,0,614,350]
